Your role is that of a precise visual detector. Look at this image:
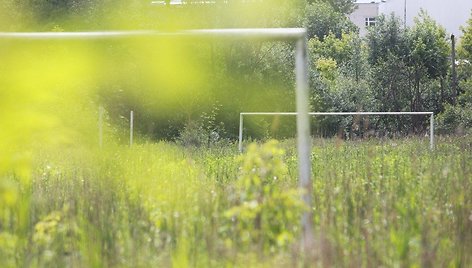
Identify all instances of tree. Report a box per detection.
[307,0,356,14]
[437,11,472,134]
[308,31,374,137]
[366,13,449,133]
[459,11,472,61]
[304,1,357,40]
[367,14,408,65]
[366,14,410,113]
[308,32,359,66]
[323,0,356,14]
[458,10,472,97]
[405,11,449,119]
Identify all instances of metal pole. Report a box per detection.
[404,0,407,28]
[295,37,314,254]
[241,111,434,116]
[0,28,306,41]
[238,113,243,152]
[451,34,458,104]
[430,114,434,150]
[130,110,134,147]
[98,105,104,148]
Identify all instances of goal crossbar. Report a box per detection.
[239,111,435,151]
[0,28,306,40]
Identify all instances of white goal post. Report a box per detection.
[0,28,315,251]
[239,112,435,151]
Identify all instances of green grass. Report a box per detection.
[0,137,471,267]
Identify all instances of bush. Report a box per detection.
[223,140,305,253]
[436,104,472,135]
[437,79,472,135]
[177,103,225,147]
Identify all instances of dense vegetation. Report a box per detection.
[0,138,471,267]
[2,0,471,139]
[0,0,471,267]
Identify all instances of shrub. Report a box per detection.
[224,140,305,254]
[177,103,225,147]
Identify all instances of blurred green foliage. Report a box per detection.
[224,141,305,252]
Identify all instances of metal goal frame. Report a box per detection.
[0,28,314,250]
[239,111,435,151]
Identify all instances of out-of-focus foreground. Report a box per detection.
[0,138,471,267]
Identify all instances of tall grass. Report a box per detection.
[0,137,470,267]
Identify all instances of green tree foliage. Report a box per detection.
[366,13,450,133]
[438,11,472,134]
[324,0,356,14]
[309,31,375,137]
[307,0,356,14]
[367,14,408,65]
[407,12,449,80]
[406,11,449,122]
[309,32,359,66]
[458,12,472,95]
[459,11,472,60]
[304,1,357,40]
[368,12,448,90]
[3,0,469,137]
[366,15,413,131]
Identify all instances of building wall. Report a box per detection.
[353,0,472,38]
[380,0,472,37]
[349,3,380,36]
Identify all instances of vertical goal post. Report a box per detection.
[130,110,134,147]
[239,111,435,151]
[0,28,314,253]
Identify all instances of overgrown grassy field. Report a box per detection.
[0,137,471,267]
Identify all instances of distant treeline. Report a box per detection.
[2,0,471,142]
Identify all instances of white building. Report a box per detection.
[349,0,385,36]
[351,0,472,38]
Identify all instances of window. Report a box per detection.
[365,17,376,27]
